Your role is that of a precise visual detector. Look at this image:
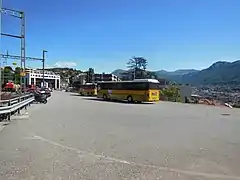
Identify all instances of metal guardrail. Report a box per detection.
[0,93,34,120]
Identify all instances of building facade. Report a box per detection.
[25,69,61,89]
[71,73,120,90]
[74,73,87,85]
[94,73,120,82]
[178,85,193,103]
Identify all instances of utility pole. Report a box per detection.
[12,62,17,84]
[0,0,3,101]
[1,6,26,90]
[42,50,47,88]
[0,63,1,102]
[20,11,26,88]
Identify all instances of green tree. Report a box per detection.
[14,67,21,84]
[126,56,148,79]
[3,66,14,83]
[0,68,4,87]
[160,86,180,102]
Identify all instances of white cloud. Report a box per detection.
[54,61,77,68]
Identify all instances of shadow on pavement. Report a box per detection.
[69,93,155,104]
[82,97,154,105]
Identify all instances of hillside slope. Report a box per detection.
[112,60,240,85]
[180,61,240,85]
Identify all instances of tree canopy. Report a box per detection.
[0,66,22,85]
[160,86,180,102]
[123,56,149,80]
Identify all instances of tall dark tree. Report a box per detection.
[14,67,21,84]
[127,56,147,70]
[3,66,14,83]
[125,56,148,79]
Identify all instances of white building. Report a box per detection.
[25,69,61,89]
[94,73,120,82]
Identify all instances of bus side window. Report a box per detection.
[133,82,147,90]
[105,83,112,90]
[115,83,122,90]
[124,82,132,90]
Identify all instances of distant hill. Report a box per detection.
[112,60,240,85]
[44,68,83,84]
[112,69,198,78]
[112,69,199,82]
[178,60,240,85]
[111,69,127,78]
[155,69,198,76]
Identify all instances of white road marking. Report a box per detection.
[26,135,130,165]
[26,134,240,180]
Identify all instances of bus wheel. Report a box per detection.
[127,95,133,103]
[103,94,107,100]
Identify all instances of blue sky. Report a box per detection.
[1,0,240,73]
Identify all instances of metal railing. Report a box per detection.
[0,93,34,120]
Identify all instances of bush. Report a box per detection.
[160,86,180,102]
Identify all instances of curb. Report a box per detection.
[0,121,10,132]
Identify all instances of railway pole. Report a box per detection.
[0,0,2,101]
[42,50,47,88]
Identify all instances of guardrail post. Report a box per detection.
[8,100,11,121]
[17,97,21,114]
[28,94,31,106]
[25,94,29,109]
[29,94,33,106]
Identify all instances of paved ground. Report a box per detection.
[0,91,240,180]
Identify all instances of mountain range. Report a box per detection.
[112,60,240,85]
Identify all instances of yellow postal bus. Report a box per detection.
[97,79,160,103]
[79,83,97,96]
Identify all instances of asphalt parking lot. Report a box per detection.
[0,91,240,180]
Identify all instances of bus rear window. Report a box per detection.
[148,83,160,89]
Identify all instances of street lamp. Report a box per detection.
[42,50,47,88]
